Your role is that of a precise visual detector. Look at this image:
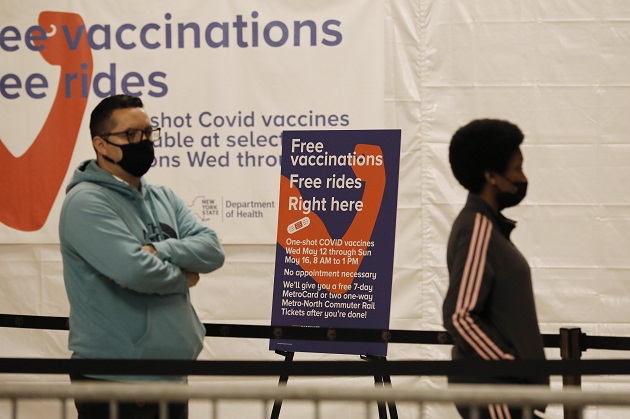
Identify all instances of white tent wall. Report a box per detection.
[2,0,630,418]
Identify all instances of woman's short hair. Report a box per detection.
[449,119,524,194]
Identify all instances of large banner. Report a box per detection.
[270,129,400,356]
[0,0,384,244]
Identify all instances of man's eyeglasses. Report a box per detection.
[100,127,161,144]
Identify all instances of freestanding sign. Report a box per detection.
[270,129,401,356]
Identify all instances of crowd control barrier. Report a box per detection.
[3,314,630,418]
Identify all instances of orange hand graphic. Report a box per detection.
[0,11,92,231]
[278,144,386,294]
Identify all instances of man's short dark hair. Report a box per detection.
[449,119,524,194]
[89,94,144,139]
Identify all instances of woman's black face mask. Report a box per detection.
[496,176,528,209]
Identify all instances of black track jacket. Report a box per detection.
[442,193,549,386]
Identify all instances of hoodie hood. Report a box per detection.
[66,160,158,236]
[66,159,146,196]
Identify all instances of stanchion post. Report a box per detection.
[560,327,582,419]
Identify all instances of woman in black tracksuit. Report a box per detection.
[442,119,549,419]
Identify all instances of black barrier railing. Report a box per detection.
[583,334,630,351]
[2,358,630,377]
[5,313,630,351]
[0,313,551,347]
[6,313,630,352]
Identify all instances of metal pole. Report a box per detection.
[560,327,583,419]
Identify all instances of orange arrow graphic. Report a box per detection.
[0,11,92,231]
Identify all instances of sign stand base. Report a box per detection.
[361,354,399,419]
[270,350,398,419]
[270,350,295,419]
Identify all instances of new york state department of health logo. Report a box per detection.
[188,195,220,222]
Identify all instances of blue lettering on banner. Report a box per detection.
[1,11,343,99]
[1,12,343,51]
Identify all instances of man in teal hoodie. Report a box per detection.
[59,94,225,419]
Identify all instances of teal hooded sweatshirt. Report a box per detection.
[59,160,225,381]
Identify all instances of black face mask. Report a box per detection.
[497,178,528,209]
[104,140,155,177]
